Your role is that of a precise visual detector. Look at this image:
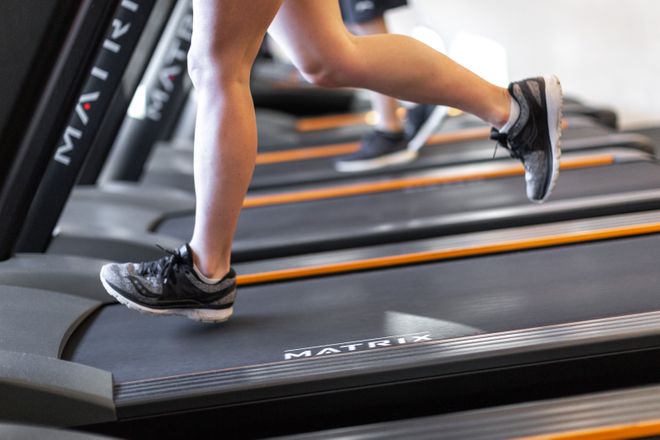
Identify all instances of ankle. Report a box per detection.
[194,259,230,280]
[489,87,512,129]
[188,242,230,279]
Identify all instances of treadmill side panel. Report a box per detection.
[0,423,116,440]
[0,254,110,303]
[0,286,101,358]
[0,350,115,426]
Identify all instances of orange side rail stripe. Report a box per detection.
[296,111,371,132]
[256,142,359,165]
[244,155,614,209]
[515,418,660,440]
[259,120,569,165]
[236,222,660,286]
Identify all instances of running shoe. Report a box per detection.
[100,244,236,323]
[404,104,447,151]
[490,75,563,203]
[334,130,416,172]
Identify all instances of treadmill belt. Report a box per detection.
[156,161,660,261]
[65,234,660,383]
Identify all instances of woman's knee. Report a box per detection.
[295,37,364,88]
[187,40,257,89]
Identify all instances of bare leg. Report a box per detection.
[188,0,283,278]
[102,0,558,321]
[346,17,403,133]
[269,0,510,128]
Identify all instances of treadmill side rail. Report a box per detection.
[113,310,660,419]
[0,350,115,427]
[279,384,660,440]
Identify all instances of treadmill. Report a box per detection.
[49,58,660,264]
[5,212,660,438]
[5,1,660,438]
[47,12,651,265]
[53,143,660,263]
[54,47,654,263]
[94,6,619,189]
[143,116,644,193]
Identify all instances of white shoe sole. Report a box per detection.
[100,274,234,323]
[537,74,563,203]
[407,105,449,152]
[335,149,418,173]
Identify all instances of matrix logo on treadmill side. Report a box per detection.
[283,331,432,361]
[144,7,193,122]
[54,0,140,166]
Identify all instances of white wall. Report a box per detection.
[398,0,660,128]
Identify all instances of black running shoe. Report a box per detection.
[334,130,416,172]
[100,244,236,323]
[404,104,447,151]
[490,75,563,203]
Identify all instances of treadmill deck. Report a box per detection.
[65,233,660,384]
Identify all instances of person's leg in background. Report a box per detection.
[334,0,446,172]
[343,5,404,135]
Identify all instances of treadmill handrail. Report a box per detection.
[0,0,120,261]
[15,0,158,253]
[99,0,194,183]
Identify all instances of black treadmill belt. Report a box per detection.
[65,234,660,383]
[249,125,613,189]
[156,162,660,260]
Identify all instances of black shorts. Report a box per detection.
[339,0,408,24]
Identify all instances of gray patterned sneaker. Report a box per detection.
[490,75,563,203]
[404,104,447,152]
[100,244,236,323]
[335,130,416,172]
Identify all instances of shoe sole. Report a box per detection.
[537,74,563,203]
[100,274,234,324]
[407,105,449,152]
[335,149,418,173]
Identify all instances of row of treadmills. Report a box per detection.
[3,1,660,439]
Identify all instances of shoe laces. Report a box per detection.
[490,128,522,160]
[138,245,185,285]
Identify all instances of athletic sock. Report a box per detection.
[499,95,520,134]
[193,264,222,284]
